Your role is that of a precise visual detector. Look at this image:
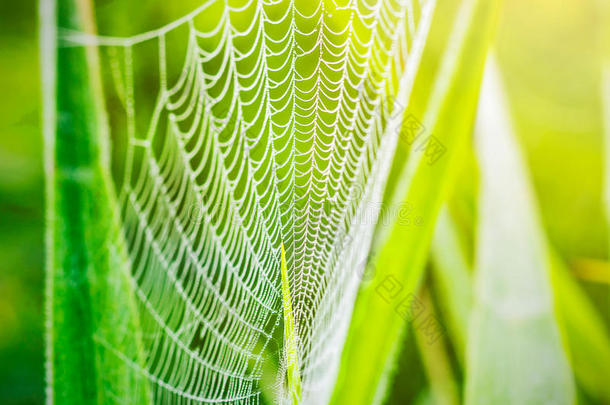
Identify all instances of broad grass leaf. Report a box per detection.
[465,56,575,405]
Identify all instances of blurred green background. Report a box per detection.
[0,0,607,404]
[0,0,45,403]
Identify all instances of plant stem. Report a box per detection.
[41,0,150,402]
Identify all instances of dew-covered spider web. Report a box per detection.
[60,0,435,403]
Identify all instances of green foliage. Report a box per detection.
[16,0,608,404]
[430,208,472,362]
[332,1,500,403]
[465,58,575,405]
[550,251,610,403]
[42,0,149,402]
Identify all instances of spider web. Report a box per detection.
[61,0,435,403]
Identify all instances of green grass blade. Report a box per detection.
[430,208,473,361]
[602,0,610,266]
[465,56,575,405]
[42,0,150,402]
[331,1,499,403]
[432,180,610,402]
[280,243,302,405]
[549,252,610,402]
[413,288,459,405]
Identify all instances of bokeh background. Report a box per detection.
[0,0,607,403]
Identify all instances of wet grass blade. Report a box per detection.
[281,243,302,404]
[42,0,150,402]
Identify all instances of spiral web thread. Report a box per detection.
[62,0,435,403]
